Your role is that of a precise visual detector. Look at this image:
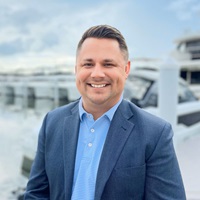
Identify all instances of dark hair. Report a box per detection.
[76,25,129,61]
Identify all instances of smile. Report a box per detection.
[91,84,106,88]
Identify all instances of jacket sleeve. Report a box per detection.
[145,122,186,199]
[24,114,50,199]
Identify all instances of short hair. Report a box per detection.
[76,25,129,61]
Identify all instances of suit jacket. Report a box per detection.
[24,99,186,200]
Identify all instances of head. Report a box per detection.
[76,25,129,62]
[75,25,130,118]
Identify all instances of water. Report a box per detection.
[176,135,200,199]
[0,97,53,199]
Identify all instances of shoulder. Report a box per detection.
[119,100,173,159]
[42,100,79,125]
[48,99,79,116]
[119,99,172,142]
[120,99,169,127]
[38,100,79,137]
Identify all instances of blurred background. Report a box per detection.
[0,0,200,199]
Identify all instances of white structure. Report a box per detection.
[171,32,200,98]
[0,73,80,111]
[140,57,200,144]
[158,58,179,130]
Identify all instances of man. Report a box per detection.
[24,25,186,199]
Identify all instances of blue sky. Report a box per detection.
[0,0,199,70]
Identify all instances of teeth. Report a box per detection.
[91,84,106,88]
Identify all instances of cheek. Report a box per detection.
[76,71,85,82]
[76,73,89,91]
[115,71,127,83]
[115,77,127,90]
[76,68,90,81]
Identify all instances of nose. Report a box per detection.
[91,65,105,78]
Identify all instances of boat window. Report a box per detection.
[145,93,158,107]
[191,71,200,84]
[178,83,198,103]
[191,51,200,60]
[180,71,187,80]
[126,76,153,100]
[186,40,200,48]
[177,42,185,52]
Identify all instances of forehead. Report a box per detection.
[77,38,122,57]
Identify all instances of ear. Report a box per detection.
[125,61,131,79]
[75,65,77,74]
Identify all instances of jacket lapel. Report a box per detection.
[63,104,80,200]
[95,100,135,199]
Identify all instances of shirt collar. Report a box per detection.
[78,96,122,122]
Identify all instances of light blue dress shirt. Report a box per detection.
[71,97,122,200]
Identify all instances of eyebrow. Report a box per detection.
[82,58,115,63]
[103,59,114,62]
[82,58,93,62]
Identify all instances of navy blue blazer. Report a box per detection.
[24,99,186,200]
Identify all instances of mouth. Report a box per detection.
[87,83,109,88]
[91,84,106,88]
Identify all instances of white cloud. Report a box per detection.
[0,0,128,69]
[168,0,200,20]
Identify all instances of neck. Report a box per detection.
[83,104,110,120]
[82,99,120,120]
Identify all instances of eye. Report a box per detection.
[104,63,114,67]
[83,63,93,68]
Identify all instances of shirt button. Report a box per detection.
[90,128,95,133]
[87,114,92,119]
[88,143,93,147]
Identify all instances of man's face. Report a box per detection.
[75,38,130,110]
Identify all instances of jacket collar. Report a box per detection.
[63,102,80,200]
[95,100,135,199]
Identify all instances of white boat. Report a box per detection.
[171,32,200,98]
[0,66,80,112]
